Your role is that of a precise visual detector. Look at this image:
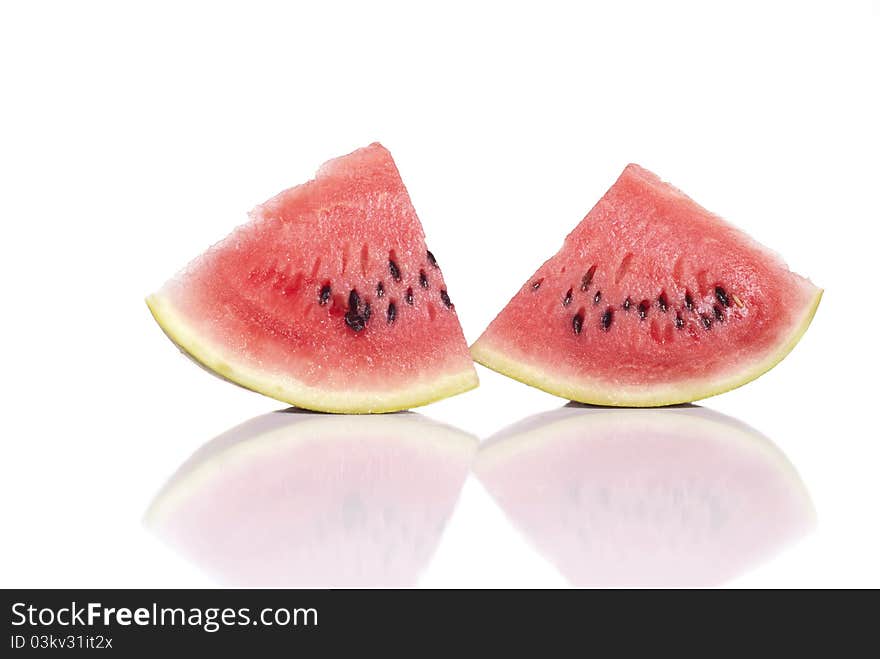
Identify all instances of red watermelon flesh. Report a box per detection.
[474,406,815,587]
[146,412,477,587]
[471,164,821,406]
[147,144,478,413]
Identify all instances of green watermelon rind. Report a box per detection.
[146,293,480,414]
[470,289,822,407]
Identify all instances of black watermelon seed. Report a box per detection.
[389,259,401,281]
[345,313,365,332]
[319,285,331,305]
[701,315,712,330]
[363,302,372,323]
[658,293,669,312]
[685,291,695,311]
[713,305,724,322]
[638,300,650,320]
[593,290,602,305]
[440,289,453,308]
[405,287,414,305]
[531,279,543,291]
[563,288,573,307]
[601,307,614,331]
[376,281,385,298]
[348,289,360,312]
[387,302,397,324]
[622,297,632,311]
[572,312,584,335]
[675,313,685,329]
[419,270,429,288]
[715,286,730,307]
[427,250,438,268]
[580,265,597,292]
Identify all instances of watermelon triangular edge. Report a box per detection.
[147,144,479,413]
[470,164,822,406]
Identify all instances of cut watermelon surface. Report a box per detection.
[146,412,477,587]
[471,165,821,406]
[148,144,478,413]
[474,406,815,587]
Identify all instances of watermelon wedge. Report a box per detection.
[147,144,478,413]
[474,406,815,587]
[146,411,477,587]
[471,165,822,406]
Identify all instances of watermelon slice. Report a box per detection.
[475,406,815,587]
[471,165,822,406]
[147,144,478,413]
[146,411,477,587]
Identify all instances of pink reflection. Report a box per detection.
[475,406,815,587]
[146,411,476,587]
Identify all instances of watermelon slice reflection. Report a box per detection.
[474,405,815,587]
[146,411,476,587]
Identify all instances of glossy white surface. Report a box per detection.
[1,1,877,588]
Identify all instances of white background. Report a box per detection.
[1,1,878,588]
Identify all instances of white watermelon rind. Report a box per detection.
[470,288,822,407]
[146,293,480,414]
